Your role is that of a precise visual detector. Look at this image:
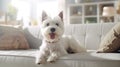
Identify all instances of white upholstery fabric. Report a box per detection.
[0,23,119,67]
[23,26,42,49]
[0,49,120,67]
[64,23,116,50]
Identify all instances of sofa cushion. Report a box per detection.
[0,25,30,50]
[0,49,120,67]
[0,50,120,61]
[97,23,120,53]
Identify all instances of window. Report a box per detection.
[2,0,63,26]
[11,0,31,27]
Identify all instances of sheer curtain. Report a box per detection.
[11,0,31,27]
[11,0,64,26]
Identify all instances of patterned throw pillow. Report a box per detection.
[0,26,30,50]
[97,23,120,53]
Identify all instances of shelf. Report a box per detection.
[85,17,97,23]
[69,1,115,6]
[84,5,97,16]
[70,17,82,24]
[67,0,117,24]
[99,15,115,17]
[69,6,82,16]
[84,15,97,18]
[70,19,82,24]
[70,15,82,19]
[99,16,114,23]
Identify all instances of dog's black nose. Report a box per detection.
[51,28,55,32]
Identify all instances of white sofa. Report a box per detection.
[0,23,120,67]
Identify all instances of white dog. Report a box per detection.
[35,11,86,64]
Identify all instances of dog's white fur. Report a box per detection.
[35,11,86,64]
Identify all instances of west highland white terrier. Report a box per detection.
[35,11,86,64]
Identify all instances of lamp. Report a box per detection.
[117,1,120,14]
[102,6,115,22]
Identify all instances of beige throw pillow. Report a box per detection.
[0,26,30,50]
[97,23,120,53]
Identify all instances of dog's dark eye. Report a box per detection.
[56,23,59,26]
[46,23,49,26]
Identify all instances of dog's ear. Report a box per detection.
[42,11,48,22]
[58,11,63,21]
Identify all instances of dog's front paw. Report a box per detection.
[35,59,46,65]
[47,57,56,63]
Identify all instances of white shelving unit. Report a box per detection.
[65,0,118,24]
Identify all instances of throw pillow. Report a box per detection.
[97,23,120,53]
[0,25,30,50]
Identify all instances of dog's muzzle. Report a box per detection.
[49,28,56,39]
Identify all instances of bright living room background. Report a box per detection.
[0,0,120,26]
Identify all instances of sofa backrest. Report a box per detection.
[64,23,116,50]
[24,23,116,50]
[23,26,42,49]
